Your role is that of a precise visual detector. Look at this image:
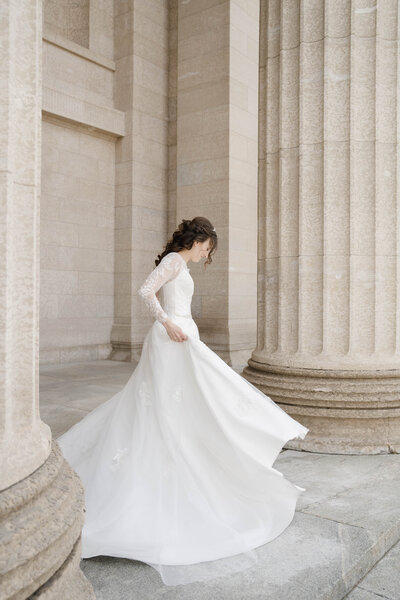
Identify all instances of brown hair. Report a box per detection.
[155,216,218,267]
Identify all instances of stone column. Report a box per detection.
[111,0,170,361]
[0,1,94,596]
[243,0,400,453]
[176,0,260,367]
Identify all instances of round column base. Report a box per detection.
[243,362,400,455]
[0,440,95,599]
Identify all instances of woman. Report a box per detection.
[57,216,309,586]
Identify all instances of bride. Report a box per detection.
[57,216,309,586]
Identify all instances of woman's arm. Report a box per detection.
[137,253,181,323]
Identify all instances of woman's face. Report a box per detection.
[192,238,211,262]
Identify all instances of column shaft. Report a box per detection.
[0,0,51,490]
[243,0,400,453]
[0,2,95,596]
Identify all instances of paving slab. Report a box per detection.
[40,360,400,600]
[344,539,400,600]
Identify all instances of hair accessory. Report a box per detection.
[212,228,216,231]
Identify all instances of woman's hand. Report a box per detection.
[163,319,188,342]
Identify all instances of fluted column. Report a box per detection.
[243,0,400,453]
[0,1,94,596]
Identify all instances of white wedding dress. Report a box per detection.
[57,251,309,586]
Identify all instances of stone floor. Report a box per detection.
[344,540,400,600]
[40,359,400,600]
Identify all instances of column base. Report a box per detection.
[242,362,400,454]
[0,440,95,599]
[110,340,143,363]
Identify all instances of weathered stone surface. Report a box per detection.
[0,441,95,599]
[175,0,260,368]
[0,0,52,491]
[345,539,400,600]
[243,363,400,453]
[30,537,95,599]
[246,0,400,453]
[0,2,97,597]
[3,0,399,596]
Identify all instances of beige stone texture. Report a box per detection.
[0,0,52,491]
[1,1,94,597]
[176,0,259,366]
[1,441,95,599]
[44,0,90,48]
[111,0,170,361]
[89,0,114,59]
[243,0,400,453]
[4,2,400,595]
[40,0,122,365]
[40,119,115,364]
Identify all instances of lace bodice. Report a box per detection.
[138,252,194,323]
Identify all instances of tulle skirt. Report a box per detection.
[57,315,309,586]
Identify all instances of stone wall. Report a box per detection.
[40,119,115,364]
[44,0,90,48]
[175,0,259,366]
[111,0,171,358]
[40,1,121,364]
[39,0,259,368]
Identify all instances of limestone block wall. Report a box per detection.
[175,0,259,366]
[44,0,90,48]
[40,0,118,364]
[176,1,230,345]
[43,0,113,58]
[89,0,114,59]
[39,0,258,368]
[42,36,114,109]
[40,120,115,363]
[112,0,170,356]
[228,0,259,356]
[168,0,178,235]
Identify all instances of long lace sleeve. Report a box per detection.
[138,253,182,323]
